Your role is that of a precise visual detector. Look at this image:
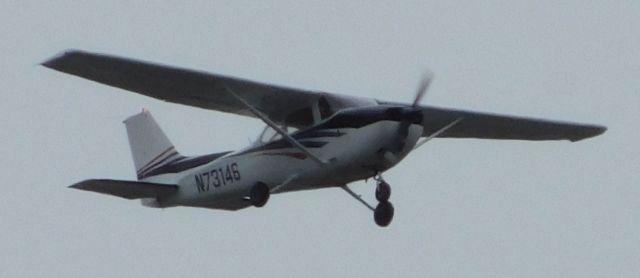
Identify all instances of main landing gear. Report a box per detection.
[342,175,395,227]
[249,182,270,207]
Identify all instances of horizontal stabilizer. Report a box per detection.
[69,179,178,199]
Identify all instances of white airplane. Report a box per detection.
[43,50,606,227]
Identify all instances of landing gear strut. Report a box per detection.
[375,178,391,202]
[341,175,395,227]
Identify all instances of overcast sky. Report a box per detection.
[1,1,638,277]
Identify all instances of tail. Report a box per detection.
[123,109,183,180]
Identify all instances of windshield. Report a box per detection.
[253,125,298,145]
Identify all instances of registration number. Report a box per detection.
[194,163,241,193]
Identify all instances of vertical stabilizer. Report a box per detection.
[123,109,183,180]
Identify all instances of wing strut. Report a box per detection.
[271,174,299,193]
[223,84,328,165]
[413,117,464,150]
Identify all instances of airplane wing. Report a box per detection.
[415,105,606,142]
[43,50,605,141]
[70,179,178,199]
[42,50,374,128]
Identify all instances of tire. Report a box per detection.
[250,182,270,207]
[375,181,391,202]
[374,201,394,227]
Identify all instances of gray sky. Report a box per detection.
[1,1,638,277]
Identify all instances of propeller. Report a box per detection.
[390,72,432,154]
[411,72,433,107]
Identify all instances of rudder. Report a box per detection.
[123,109,183,179]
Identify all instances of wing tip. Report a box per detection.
[569,125,607,142]
[41,49,86,69]
[68,179,98,190]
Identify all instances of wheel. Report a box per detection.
[374,201,394,227]
[375,181,391,202]
[250,182,270,207]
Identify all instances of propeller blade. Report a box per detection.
[390,71,433,154]
[412,72,433,107]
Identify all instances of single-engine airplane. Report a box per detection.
[43,50,606,227]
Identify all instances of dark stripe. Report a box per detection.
[137,153,183,178]
[261,152,307,160]
[293,130,346,139]
[137,151,181,175]
[311,105,422,130]
[139,151,232,179]
[136,146,176,174]
[298,141,327,148]
[230,140,327,158]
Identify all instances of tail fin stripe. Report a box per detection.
[135,147,179,175]
[137,155,187,179]
[135,146,174,173]
[137,154,184,179]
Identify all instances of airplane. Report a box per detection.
[42,50,606,227]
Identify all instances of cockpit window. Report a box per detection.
[283,96,335,128]
[255,96,335,145]
[254,125,298,145]
[284,106,314,127]
[257,126,281,143]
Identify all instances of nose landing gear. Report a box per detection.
[373,177,393,227]
[341,175,395,227]
[373,176,394,227]
[374,201,394,227]
[375,178,391,202]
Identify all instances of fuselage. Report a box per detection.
[143,106,424,209]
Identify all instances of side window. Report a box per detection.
[285,106,314,127]
[257,126,282,144]
[255,125,297,145]
[283,97,334,128]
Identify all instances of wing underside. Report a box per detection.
[43,50,605,142]
[42,50,374,128]
[418,105,606,141]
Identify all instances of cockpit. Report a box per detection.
[251,93,379,145]
[253,96,332,145]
